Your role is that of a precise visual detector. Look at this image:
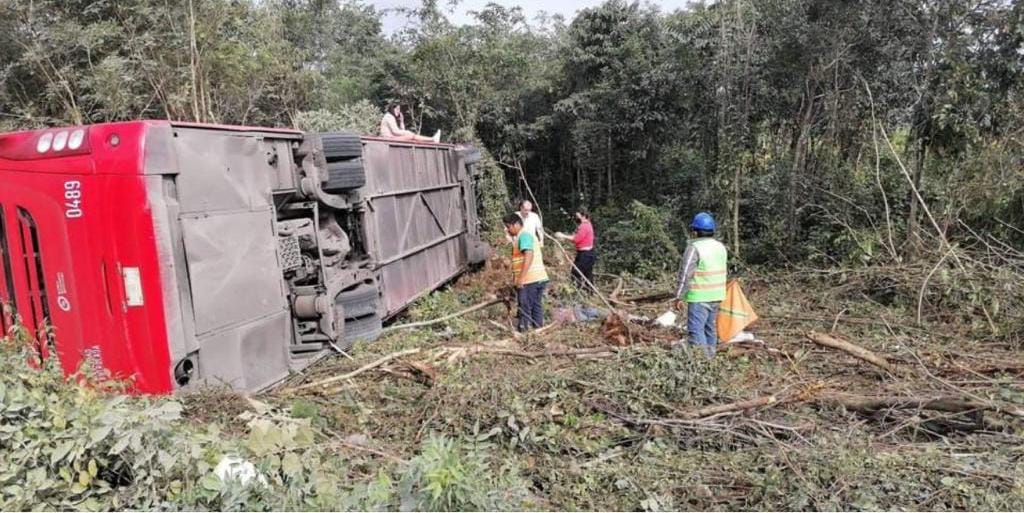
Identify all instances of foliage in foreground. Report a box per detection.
[0,348,530,511]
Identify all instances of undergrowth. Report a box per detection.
[0,348,531,511]
[3,259,1024,510]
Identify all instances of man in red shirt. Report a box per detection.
[555,208,596,294]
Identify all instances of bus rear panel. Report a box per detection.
[0,121,488,394]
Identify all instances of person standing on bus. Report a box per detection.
[555,207,596,294]
[380,104,440,143]
[504,212,549,332]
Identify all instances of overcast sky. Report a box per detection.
[371,0,695,33]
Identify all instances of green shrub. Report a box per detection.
[0,340,532,510]
[293,100,380,135]
[399,436,531,511]
[595,200,681,279]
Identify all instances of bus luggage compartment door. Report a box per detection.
[359,141,472,317]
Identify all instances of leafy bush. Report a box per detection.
[595,200,681,279]
[0,352,233,510]
[473,147,511,243]
[398,436,530,511]
[293,100,380,135]
[0,346,530,510]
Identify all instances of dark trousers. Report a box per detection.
[517,281,547,332]
[572,250,597,294]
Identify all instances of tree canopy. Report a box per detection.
[1,0,1022,265]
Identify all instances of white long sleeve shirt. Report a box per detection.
[519,211,544,246]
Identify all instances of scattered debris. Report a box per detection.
[214,456,266,486]
[654,310,676,327]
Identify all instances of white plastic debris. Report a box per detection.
[654,311,677,327]
[214,456,266,486]
[728,331,755,343]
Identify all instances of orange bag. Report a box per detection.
[717,279,758,342]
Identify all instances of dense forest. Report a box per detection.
[2,0,1022,267]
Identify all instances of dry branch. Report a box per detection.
[820,392,1024,418]
[382,297,502,333]
[807,331,897,374]
[611,276,625,300]
[444,345,619,361]
[289,348,421,392]
[681,395,779,419]
[618,291,673,303]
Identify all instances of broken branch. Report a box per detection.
[618,291,673,303]
[681,395,779,419]
[820,392,1024,418]
[289,348,421,392]
[383,297,502,333]
[807,331,897,374]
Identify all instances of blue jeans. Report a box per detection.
[517,281,547,332]
[687,301,720,357]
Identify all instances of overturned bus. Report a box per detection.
[0,121,490,393]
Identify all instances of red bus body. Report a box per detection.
[0,121,488,394]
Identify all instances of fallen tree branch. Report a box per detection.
[819,391,995,415]
[289,348,421,392]
[681,395,779,419]
[611,276,624,300]
[382,297,502,333]
[443,345,618,361]
[618,291,673,303]
[807,331,897,374]
[584,400,762,444]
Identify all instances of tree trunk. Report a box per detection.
[906,140,927,256]
[606,130,613,202]
[787,91,815,244]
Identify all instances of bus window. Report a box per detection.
[0,207,15,331]
[16,208,50,339]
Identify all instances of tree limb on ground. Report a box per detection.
[611,276,624,300]
[382,297,502,333]
[807,331,898,374]
[618,291,673,303]
[680,395,779,419]
[288,348,422,392]
[820,392,1024,418]
[438,344,618,364]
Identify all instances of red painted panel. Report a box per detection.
[0,121,173,393]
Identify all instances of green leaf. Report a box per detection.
[50,441,75,466]
[282,452,302,477]
[109,436,131,455]
[201,473,224,492]
[151,401,183,421]
[89,425,112,446]
[157,450,176,471]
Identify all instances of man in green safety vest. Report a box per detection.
[673,212,728,357]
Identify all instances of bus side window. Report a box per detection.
[0,207,16,331]
[15,208,51,338]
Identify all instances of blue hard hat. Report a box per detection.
[690,212,716,231]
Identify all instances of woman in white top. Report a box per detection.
[379,104,441,143]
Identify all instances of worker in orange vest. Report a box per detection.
[504,212,549,332]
